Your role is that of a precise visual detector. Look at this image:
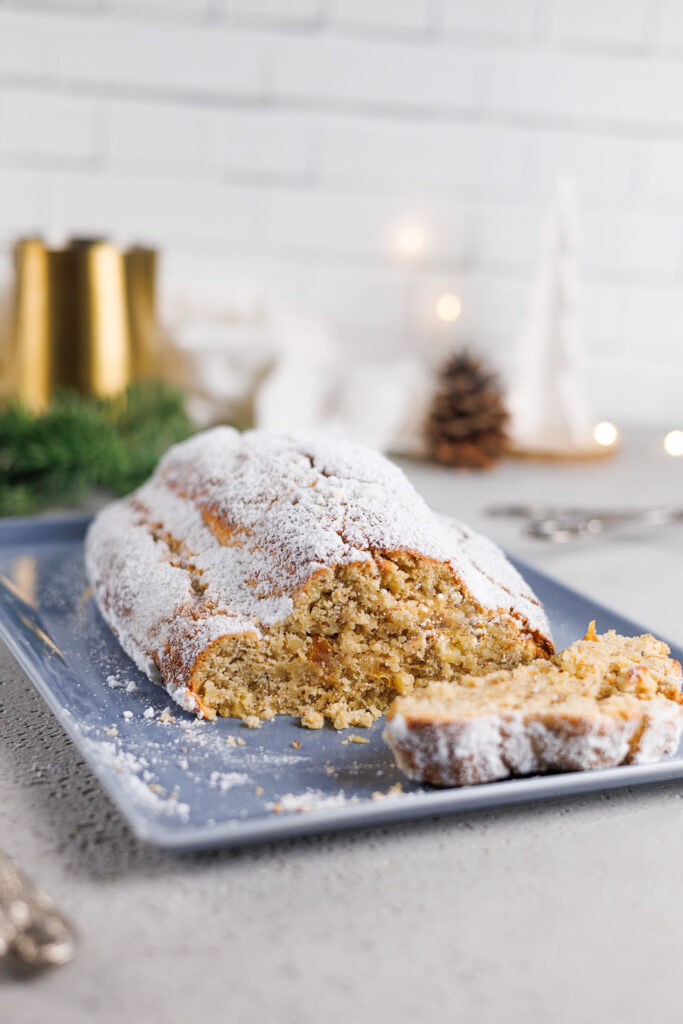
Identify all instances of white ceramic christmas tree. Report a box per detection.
[507,176,607,457]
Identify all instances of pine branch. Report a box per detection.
[0,381,195,516]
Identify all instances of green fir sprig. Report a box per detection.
[0,380,194,516]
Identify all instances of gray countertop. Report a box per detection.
[3,433,683,1024]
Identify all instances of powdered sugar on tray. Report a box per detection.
[63,696,348,827]
[63,691,419,829]
[266,782,415,814]
[209,770,250,793]
[80,735,191,823]
[107,674,137,693]
[268,790,358,813]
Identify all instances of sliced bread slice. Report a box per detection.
[384,624,683,786]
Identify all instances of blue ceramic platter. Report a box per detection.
[1,513,682,851]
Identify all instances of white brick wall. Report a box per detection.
[107,102,221,176]
[444,0,538,43]
[332,0,431,38]
[1,1,683,427]
[549,0,648,52]
[0,90,97,164]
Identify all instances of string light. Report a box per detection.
[436,293,462,323]
[664,430,683,456]
[396,224,425,255]
[593,422,618,447]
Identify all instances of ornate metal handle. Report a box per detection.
[0,849,75,967]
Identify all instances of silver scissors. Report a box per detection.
[487,504,682,543]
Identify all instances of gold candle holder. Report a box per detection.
[12,239,52,414]
[5,237,159,413]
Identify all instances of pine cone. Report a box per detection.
[426,352,508,469]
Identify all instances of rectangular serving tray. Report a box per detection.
[1,513,682,852]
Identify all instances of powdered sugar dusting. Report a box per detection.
[209,770,250,792]
[81,735,191,822]
[268,790,357,813]
[385,704,683,788]
[384,630,683,786]
[85,427,551,715]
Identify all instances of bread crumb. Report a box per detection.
[341,734,369,745]
[226,735,248,746]
[301,709,324,730]
[244,715,262,729]
[325,765,336,776]
[159,708,176,725]
[255,786,264,796]
[372,783,404,800]
[271,802,283,813]
[292,740,301,749]
[103,725,118,737]
[148,784,165,795]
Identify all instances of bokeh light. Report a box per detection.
[395,224,425,255]
[664,430,683,456]
[436,293,462,323]
[593,422,618,447]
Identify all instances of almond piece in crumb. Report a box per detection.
[301,709,324,730]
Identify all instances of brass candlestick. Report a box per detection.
[12,239,51,413]
[5,238,159,412]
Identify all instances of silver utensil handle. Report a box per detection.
[0,849,75,967]
[487,505,681,542]
[488,504,678,524]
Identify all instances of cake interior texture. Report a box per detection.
[192,551,547,729]
[389,626,682,724]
